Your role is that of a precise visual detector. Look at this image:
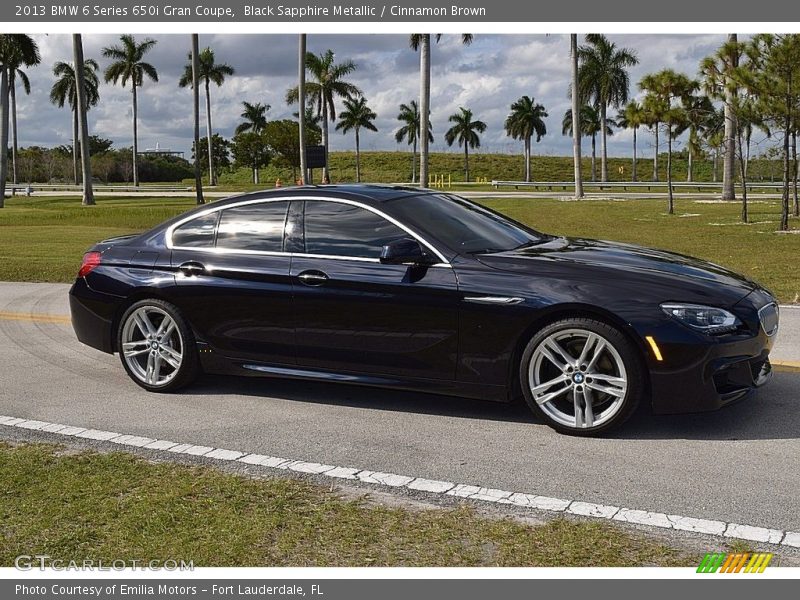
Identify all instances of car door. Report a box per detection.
[291,199,460,381]
[169,199,296,365]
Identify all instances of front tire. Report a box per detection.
[117,299,199,392]
[519,318,643,436]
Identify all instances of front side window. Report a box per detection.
[303,201,408,259]
[171,212,219,248]
[216,202,289,252]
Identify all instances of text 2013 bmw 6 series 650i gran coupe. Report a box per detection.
[70,185,779,435]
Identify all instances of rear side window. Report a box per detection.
[216,202,289,252]
[303,201,407,259]
[171,212,218,248]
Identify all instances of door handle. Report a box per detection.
[297,270,329,286]
[178,261,205,277]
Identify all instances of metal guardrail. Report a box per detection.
[7,183,193,195]
[491,180,787,191]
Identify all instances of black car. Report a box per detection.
[69,185,779,435]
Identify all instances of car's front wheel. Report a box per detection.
[520,318,644,436]
[117,299,199,392]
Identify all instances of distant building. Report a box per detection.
[138,142,184,159]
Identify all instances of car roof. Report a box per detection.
[212,184,435,209]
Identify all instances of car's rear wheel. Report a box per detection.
[117,299,199,392]
[520,318,643,436]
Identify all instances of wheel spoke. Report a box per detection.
[573,387,585,428]
[151,354,163,383]
[160,345,182,360]
[583,387,595,428]
[145,352,155,384]
[576,333,598,367]
[157,316,176,339]
[589,373,627,387]
[586,381,626,398]
[535,384,571,406]
[545,338,575,367]
[159,350,180,369]
[530,374,569,396]
[134,311,156,337]
[586,339,607,371]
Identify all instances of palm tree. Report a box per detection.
[73,34,94,206]
[640,70,697,214]
[102,35,158,187]
[680,94,714,182]
[235,101,269,135]
[444,107,486,182]
[504,95,547,182]
[286,49,361,183]
[577,34,638,182]
[190,34,204,205]
[0,34,40,207]
[395,100,433,183]
[7,58,31,185]
[50,59,100,185]
[179,47,234,185]
[616,100,644,181]
[570,34,583,199]
[410,34,473,187]
[335,96,377,183]
[563,105,611,182]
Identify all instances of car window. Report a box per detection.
[171,212,219,248]
[303,201,408,259]
[216,202,289,252]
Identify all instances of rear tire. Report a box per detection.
[519,317,643,436]
[117,299,199,393]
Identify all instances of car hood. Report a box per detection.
[474,237,758,301]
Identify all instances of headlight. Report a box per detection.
[660,303,741,334]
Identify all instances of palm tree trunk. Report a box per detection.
[298,34,307,185]
[419,34,431,188]
[73,34,94,206]
[72,108,79,185]
[132,83,139,187]
[737,131,748,223]
[781,84,791,231]
[205,79,215,186]
[525,137,531,182]
[600,103,608,182]
[590,134,596,182]
[0,67,9,208]
[191,34,204,204]
[793,129,798,217]
[321,101,330,183]
[355,128,361,183]
[667,126,674,215]
[687,145,693,182]
[570,34,583,199]
[411,138,416,183]
[653,124,659,181]
[713,149,718,182]
[464,144,469,182]
[10,78,18,185]
[722,33,737,201]
[632,127,637,182]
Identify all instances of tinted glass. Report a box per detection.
[304,201,408,258]
[216,202,289,252]
[172,212,219,248]
[388,194,545,254]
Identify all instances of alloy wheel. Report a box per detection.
[121,306,184,387]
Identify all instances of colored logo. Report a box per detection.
[697,552,773,573]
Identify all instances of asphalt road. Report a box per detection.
[1,282,799,534]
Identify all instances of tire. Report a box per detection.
[519,317,643,436]
[117,299,199,393]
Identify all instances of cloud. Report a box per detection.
[15,33,734,159]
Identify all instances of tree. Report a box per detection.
[298,34,307,185]
[102,34,158,188]
[616,100,644,181]
[7,55,33,185]
[570,34,583,199]
[265,119,321,182]
[444,107,486,183]
[50,59,100,185]
[0,34,40,207]
[504,95,547,182]
[190,34,204,205]
[179,47,234,185]
[640,69,697,214]
[286,49,361,184]
[231,131,271,184]
[235,101,269,135]
[680,94,714,182]
[410,34,473,188]
[192,134,231,181]
[562,105,611,182]
[73,34,94,206]
[395,100,432,184]
[577,34,638,182]
[335,96,377,183]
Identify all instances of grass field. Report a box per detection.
[0,194,797,301]
[0,442,694,567]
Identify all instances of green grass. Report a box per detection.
[0,442,693,567]
[0,194,797,301]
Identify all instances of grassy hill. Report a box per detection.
[213,150,784,189]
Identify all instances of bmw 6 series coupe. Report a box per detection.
[70,185,779,435]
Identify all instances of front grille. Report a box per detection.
[758,303,779,337]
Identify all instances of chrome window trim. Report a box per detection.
[165,195,451,267]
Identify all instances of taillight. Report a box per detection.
[78,251,102,278]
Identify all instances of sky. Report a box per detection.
[15,33,753,159]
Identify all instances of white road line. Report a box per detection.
[1,414,797,549]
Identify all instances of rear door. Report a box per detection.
[291,199,460,381]
[169,199,296,365]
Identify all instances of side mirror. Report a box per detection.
[380,238,429,265]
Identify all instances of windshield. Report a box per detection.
[387,193,546,255]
